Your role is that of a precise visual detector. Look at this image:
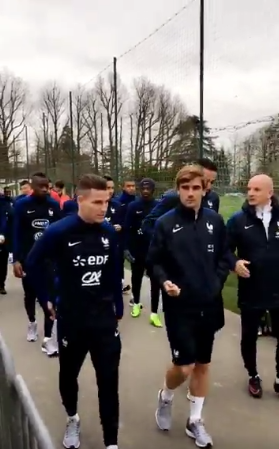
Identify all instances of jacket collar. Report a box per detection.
[176,202,203,220]
[242,196,279,218]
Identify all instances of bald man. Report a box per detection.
[227,174,279,398]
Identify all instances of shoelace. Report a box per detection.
[192,420,209,439]
[66,420,79,438]
[28,324,35,333]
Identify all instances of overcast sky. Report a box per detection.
[1,0,279,145]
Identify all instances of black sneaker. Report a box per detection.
[273,378,279,394]
[122,285,131,294]
[0,287,7,295]
[248,375,262,398]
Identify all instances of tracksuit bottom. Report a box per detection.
[58,322,121,447]
[0,245,8,289]
[22,275,53,338]
[241,308,279,377]
[131,257,160,312]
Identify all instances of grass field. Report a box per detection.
[219,195,244,314]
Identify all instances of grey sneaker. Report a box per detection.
[41,337,58,357]
[155,389,173,431]
[63,416,80,449]
[186,418,213,447]
[27,322,38,342]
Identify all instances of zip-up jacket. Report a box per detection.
[15,193,27,203]
[117,191,136,220]
[25,215,123,328]
[147,204,230,314]
[0,205,7,238]
[227,198,279,309]
[105,198,122,227]
[142,188,220,239]
[13,195,61,263]
[117,191,136,246]
[124,198,158,257]
[62,199,78,217]
[0,195,14,250]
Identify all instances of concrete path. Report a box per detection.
[0,268,278,449]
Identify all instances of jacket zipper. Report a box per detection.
[194,215,204,317]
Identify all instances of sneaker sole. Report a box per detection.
[150,321,163,328]
[249,390,262,398]
[62,441,80,449]
[41,347,59,357]
[185,428,213,447]
[27,337,38,342]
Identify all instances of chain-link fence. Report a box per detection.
[0,331,56,449]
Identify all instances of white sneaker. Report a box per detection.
[63,415,80,448]
[41,337,58,357]
[27,322,38,342]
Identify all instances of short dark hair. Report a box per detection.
[20,180,30,187]
[103,175,113,182]
[32,171,46,178]
[195,158,217,172]
[54,180,65,189]
[123,178,135,185]
[77,174,107,192]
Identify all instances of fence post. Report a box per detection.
[199,0,204,158]
[113,57,119,182]
[42,113,48,176]
[69,91,75,189]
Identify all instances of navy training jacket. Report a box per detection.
[147,204,230,319]
[25,215,123,327]
[13,195,61,263]
[142,188,220,239]
[124,197,158,257]
[227,197,279,309]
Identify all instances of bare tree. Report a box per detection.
[72,86,88,156]
[154,89,185,169]
[129,78,185,174]
[238,137,257,186]
[129,77,157,174]
[95,74,123,172]
[82,89,100,173]
[0,70,28,179]
[41,82,66,167]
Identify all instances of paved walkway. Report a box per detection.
[0,269,278,449]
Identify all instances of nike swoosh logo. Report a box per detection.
[115,331,119,337]
[68,242,81,246]
[27,210,35,214]
[244,225,254,229]
[173,227,183,233]
[136,211,142,214]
